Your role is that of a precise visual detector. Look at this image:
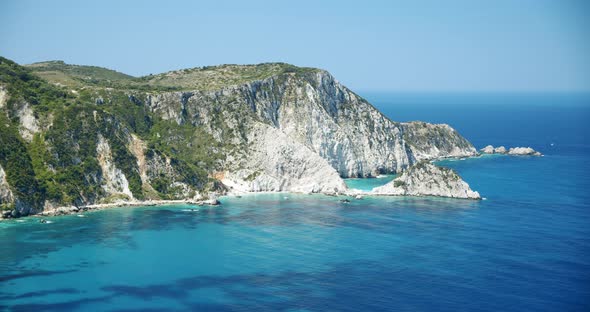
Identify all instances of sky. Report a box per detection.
[0,0,589,92]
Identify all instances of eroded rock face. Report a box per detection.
[221,123,347,193]
[372,162,481,199]
[96,134,134,200]
[16,102,40,142]
[148,70,476,180]
[401,122,476,160]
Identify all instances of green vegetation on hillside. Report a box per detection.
[1,57,70,111]
[2,56,245,212]
[26,60,321,92]
[27,60,180,91]
[139,62,320,91]
[0,114,43,212]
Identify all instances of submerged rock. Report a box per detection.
[372,162,480,199]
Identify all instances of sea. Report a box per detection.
[1,93,589,311]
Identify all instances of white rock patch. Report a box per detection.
[96,134,134,199]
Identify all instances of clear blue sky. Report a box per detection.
[1,0,588,92]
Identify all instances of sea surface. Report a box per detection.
[1,93,589,311]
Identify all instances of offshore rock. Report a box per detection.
[494,146,507,154]
[480,145,541,156]
[508,147,542,156]
[480,145,495,154]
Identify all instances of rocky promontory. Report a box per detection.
[371,162,481,199]
[0,57,482,217]
[480,145,542,156]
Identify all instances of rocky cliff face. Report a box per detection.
[0,57,478,216]
[146,70,476,179]
[220,123,347,193]
[372,162,481,199]
[96,134,134,200]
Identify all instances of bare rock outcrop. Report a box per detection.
[480,145,541,156]
[372,162,481,199]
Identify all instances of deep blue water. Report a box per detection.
[1,93,589,311]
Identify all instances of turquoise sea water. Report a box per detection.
[1,93,589,311]
[343,175,395,192]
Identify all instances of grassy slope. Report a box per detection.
[140,63,320,91]
[27,60,135,88]
[26,61,320,91]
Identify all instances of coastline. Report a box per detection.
[0,152,519,222]
[0,198,221,221]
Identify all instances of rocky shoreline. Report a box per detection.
[1,148,547,222]
[1,198,221,220]
[2,146,549,223]
[0,156,488,222]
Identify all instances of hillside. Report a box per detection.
[26,60,136,89]
[26,61,320,92]
[140,63,320,91]
[1,57,476,216]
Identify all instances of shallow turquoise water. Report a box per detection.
[1,94,589,311]
[343,174,395,191]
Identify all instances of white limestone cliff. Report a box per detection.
[221,123,347,193]
[96,134,134,199]
[0,62,487,218]
[146,70,476,183]
[15,102,40,142]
